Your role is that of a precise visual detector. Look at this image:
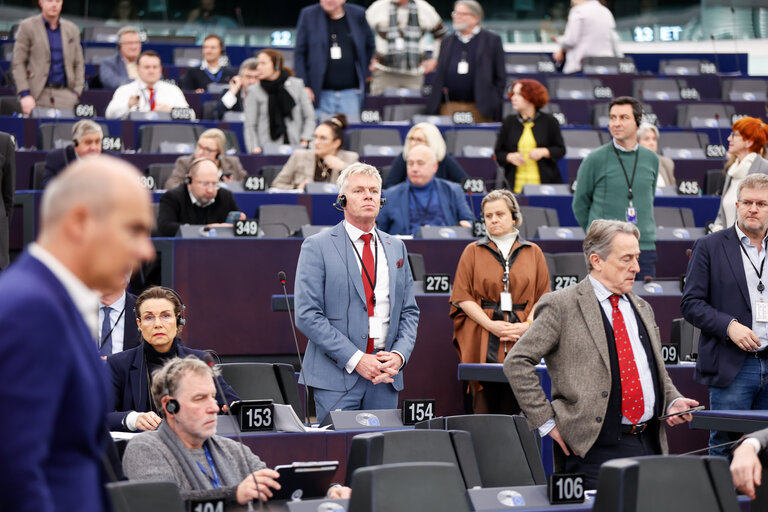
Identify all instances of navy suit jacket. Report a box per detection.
[293,3,375,105]
[377,177,475,236]
[426,29,506,121]
[42,144,76,189]
[681,226,753,387]
[98,53,131,89]
[106,342,240,431]
[294,222,419,392]
[0,252,110,512]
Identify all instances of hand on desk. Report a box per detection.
[237,468,281,504]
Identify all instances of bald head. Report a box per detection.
[406,145,439,187]
[38,155,155,290]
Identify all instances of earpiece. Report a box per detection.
[162,358,181,415]
[73,138,78,147]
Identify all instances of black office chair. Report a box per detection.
[382,104,426,122]
[348,462,472,512]
[138,124,198,153]
[721,79,768,102]
[257,204,310,237]
[107,481,185,512]
[217,362,303,419]
[654,206,696,228]
[416,414,547,487]
[345,429,482,489]
[704,169,725,196]
[32,161,46,190]
[346,128,402,155]
[258,165,283,188]
[518,206,559,240]
[146,164,176,191]
[407,253,426,282]
[445,129,497,156]
[593,455,738,512]
[562,130,603,159]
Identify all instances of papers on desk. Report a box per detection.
[110,431,141,441]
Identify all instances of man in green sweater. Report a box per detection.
[572,96,659,279]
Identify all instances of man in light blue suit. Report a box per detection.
[99,26,142,89]
[0,155,155,512]
[295,163,420,423]
[377,145,475,236]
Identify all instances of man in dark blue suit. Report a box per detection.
[42,119,103,189]
[377,145,474,236]
[98,275,140,357]
[98,26,142,89]
[682,173,768,457]
[0,155,155,511]
[294,0,375,122]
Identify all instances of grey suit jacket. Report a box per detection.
[12,14,84,100]
[271,149,359,190]
[658,155,676,188]
[294,222,419,392]
[748,427,768,451]
[714,155,768,228]
[504,278,681,457]
[243,77,316,152]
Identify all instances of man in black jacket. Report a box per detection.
[425,0,505,122]
[42,119,102,188]
[157,158,242,237]
[212,58,259,120]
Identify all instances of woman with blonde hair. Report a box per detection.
[382,122,468,188]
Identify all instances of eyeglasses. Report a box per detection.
[140,312,176,324]
[729,132,743,139]
[738,200,768,209]
[196,143,219,154]
[451,10,474,17]
[407,136,428,144]
[192,181,218,189]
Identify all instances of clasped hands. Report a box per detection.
[355,351,402,384]
[489,319,529,344]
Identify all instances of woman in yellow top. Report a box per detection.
[494,79,566,193]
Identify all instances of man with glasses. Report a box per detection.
[682,173,768,457]
[99,26,143,89]
[425,0,506,122]
[157,158,243,237]
[164,129,246,189]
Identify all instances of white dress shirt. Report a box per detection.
[105,79,194,119]
[99,291,127,355]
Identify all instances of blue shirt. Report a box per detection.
[44,18,66,86]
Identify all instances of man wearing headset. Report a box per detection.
[294,163,419,424]
[157,158,243,237]
[122,357,350,505]
[99,26,143,89]
[41,119,103,189]
[164,129,246,190]
[572,96,659,280]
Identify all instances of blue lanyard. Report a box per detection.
[196,445,222,488]
[204,67,223,83]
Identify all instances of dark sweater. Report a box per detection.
[157,184,240,237]
[180,66,236,91]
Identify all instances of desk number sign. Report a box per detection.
[548,473,585,504]
[401,399,436,425]
[239,402,274,432]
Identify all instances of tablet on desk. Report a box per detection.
[272,461,339,501]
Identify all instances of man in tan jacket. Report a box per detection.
[12,0,84,115]
[504,219,699,489]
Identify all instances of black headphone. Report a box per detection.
[73,138,78,147]
[162,359,181,415]
[333,194,387,212]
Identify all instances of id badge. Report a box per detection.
[330,44,342,60]
[457,60,469,75]
[395,37,405,51]
[626,207,637,224]
[756,302,768,322]
[500,292,513,312]
[369,317,383,339]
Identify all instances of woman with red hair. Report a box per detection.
[494,79,565,193]
[713,116,768,229]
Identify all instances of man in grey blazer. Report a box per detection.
[295,163,420,423]
[505,219,698,489]
[12,0,84,115]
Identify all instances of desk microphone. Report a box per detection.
[202,353,262,510]
[278,270,310,426]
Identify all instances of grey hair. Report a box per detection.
[481,189,522,227]
[637,122,659,141]
[455,0,484,20]
[239,57,259,73]
[151,356,219,417]
[737,173,768,201]
[117,25,141,43]
[198,128,226,155]
[403,123,447,162]
[583,219,640,271]
[336,163,382,195]
[71,119,103,143]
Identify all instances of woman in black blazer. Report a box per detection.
[494,79,565,193]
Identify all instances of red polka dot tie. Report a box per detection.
[609,294,644,424]
[361,233,375,354]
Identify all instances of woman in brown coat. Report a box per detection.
[450,189,550,414]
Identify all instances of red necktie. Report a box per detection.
[360,233,375,354]
[148,87,155,111]
[609,294,645,424]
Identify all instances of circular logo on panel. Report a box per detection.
[355,412,381,426]
[439,228,457,239]
[291,489,304,500]
[317,502,345,512]
[497,489,526,507]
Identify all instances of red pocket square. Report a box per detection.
[396,258,404,268]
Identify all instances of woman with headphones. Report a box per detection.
[106,286,239,432]
[449,190,550,414]
[164,128,246,189]
[244,48,316,154]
